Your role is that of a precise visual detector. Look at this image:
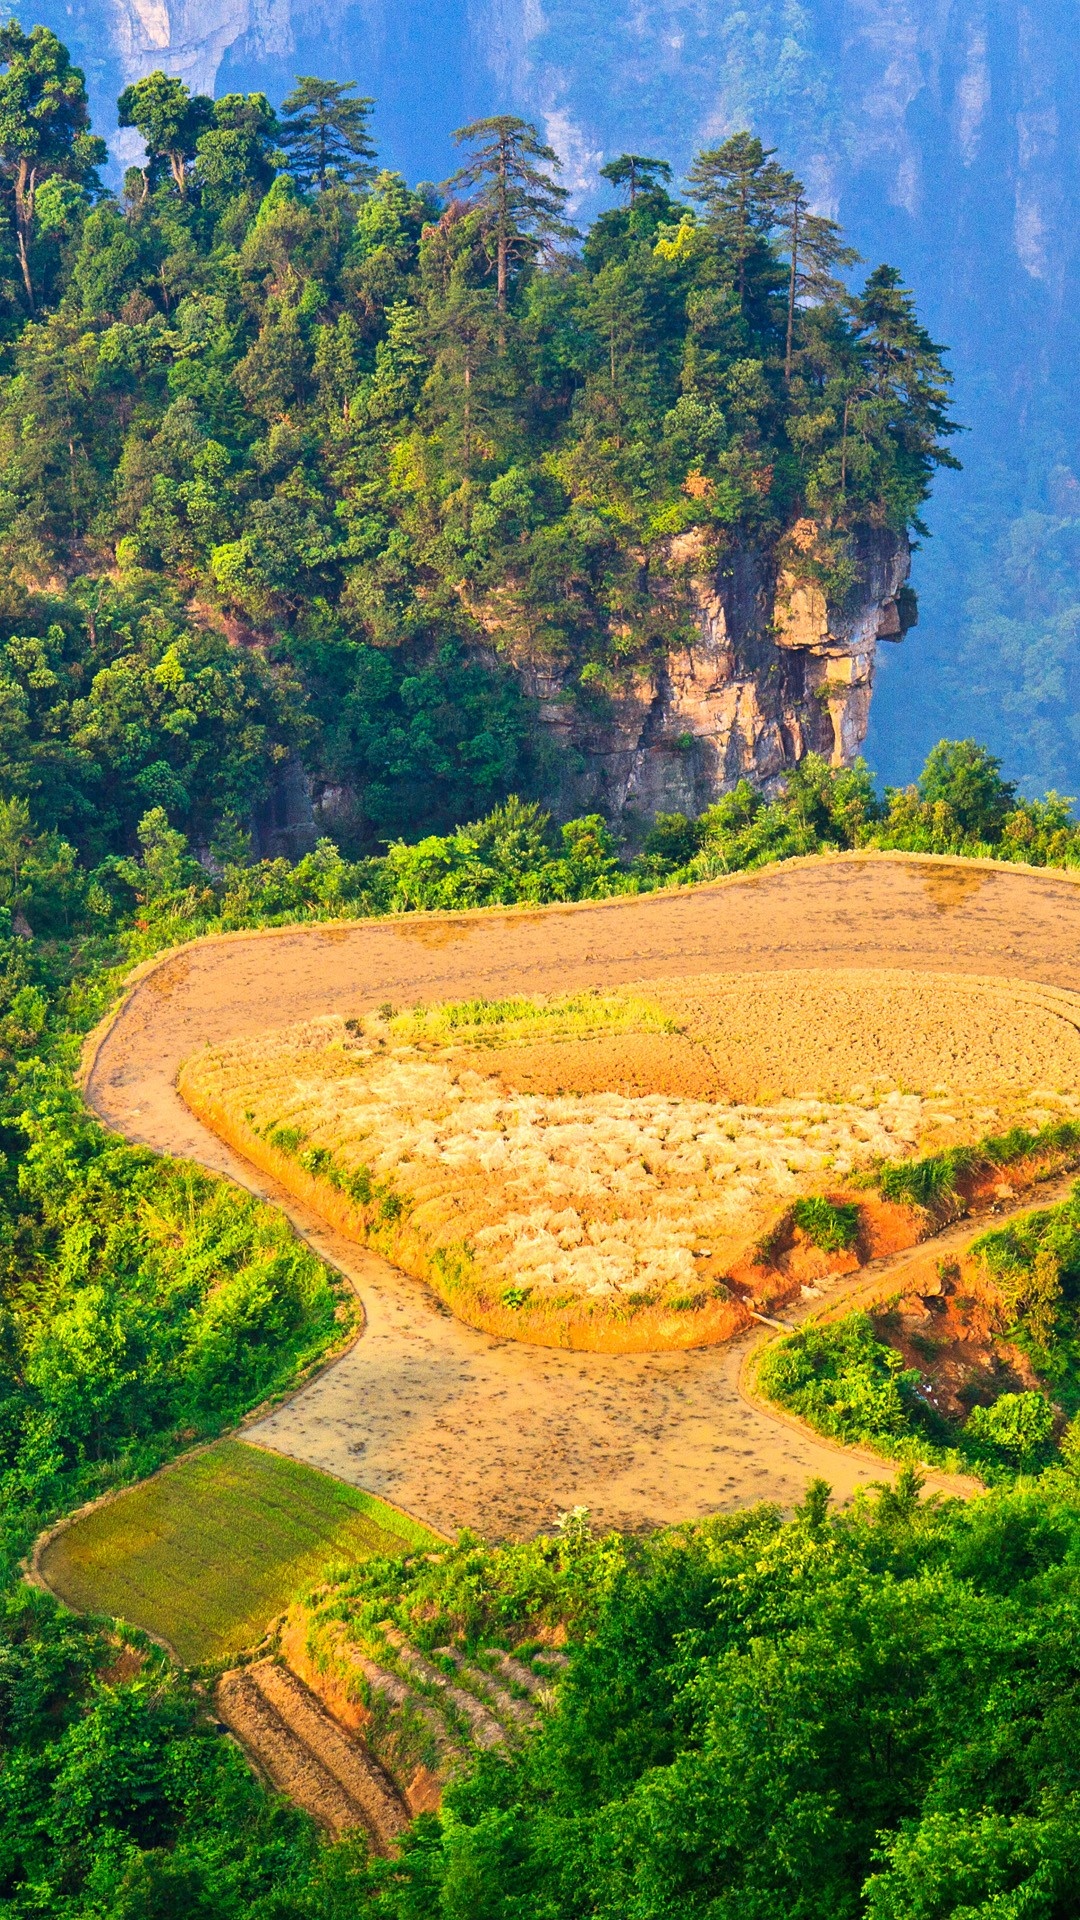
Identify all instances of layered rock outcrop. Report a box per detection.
[515,527,911,825]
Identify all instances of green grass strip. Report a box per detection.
[38,1439,439,1666]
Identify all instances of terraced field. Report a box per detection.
[83,852,1080,1535]
[36,1441,438,1663]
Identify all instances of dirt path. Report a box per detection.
[83,852,1080,1537]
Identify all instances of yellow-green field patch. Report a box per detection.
[38,1439,438,1665]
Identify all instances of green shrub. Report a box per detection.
[757,1314,926,1450]
[790,1195,861,1252]
[877,1147,976,1209]
[964,1391,1056,1470]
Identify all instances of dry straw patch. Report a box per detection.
[176,970,1080,1351]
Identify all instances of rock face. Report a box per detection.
[516,528,910,825]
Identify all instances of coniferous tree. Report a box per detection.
[687,130,789,307]
[447,114,577,312]
[278,78,375,193]
[0,23,104,310]
[850,263,961,522]
[773,173,860,379]
[599,153,672,207]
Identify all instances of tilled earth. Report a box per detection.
[84,853,1080,1534]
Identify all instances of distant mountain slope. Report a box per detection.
[17,0,1080,793]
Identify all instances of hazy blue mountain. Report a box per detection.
[17,0,1080,794]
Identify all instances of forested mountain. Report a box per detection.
[18,0,1076,796]
[0,31,953,861]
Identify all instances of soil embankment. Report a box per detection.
[83,853,1080,1534]
[215,1659,409,1848]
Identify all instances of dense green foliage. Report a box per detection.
[0,1588,367,1917]
[12,1480,1080,1916]
[759,1178,1080,1480]
[356,1480,1080,1918]
[0,934,346,1587]
[0,27,959,854]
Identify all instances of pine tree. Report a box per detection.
[687,131,788,306]
[447,115,577,313]
[278,78,376,194]
[773,174,860,379]
[599,153,672,207]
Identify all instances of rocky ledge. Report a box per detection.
[517,525,912,826]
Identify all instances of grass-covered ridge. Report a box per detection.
[385,988,678,1046]
[758,1177,1080,1482]
[870,1119,1080,1212]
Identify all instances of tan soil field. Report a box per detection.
[177,969,1080,1351]
[82,853,1080,1535]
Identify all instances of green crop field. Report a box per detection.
[37,1440,440,1665]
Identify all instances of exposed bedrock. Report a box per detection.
[277,527,910,855]
[514,526,911,826]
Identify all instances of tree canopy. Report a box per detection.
[0,47,957,857]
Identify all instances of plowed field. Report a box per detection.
[83,853,1080,1534]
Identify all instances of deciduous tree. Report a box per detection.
[0,23,104,310]
[116,71,213,202]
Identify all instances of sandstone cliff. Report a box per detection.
[257,528,909,857]
[511,527,911,826]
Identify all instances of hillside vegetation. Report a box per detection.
[2,27,1080,1920]
[9,1478,1080,1915]
[0,26,960,861]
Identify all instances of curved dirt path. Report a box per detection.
[84,852,1080,1538]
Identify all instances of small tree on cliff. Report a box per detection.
[773,174,860,379]
[0,23,104,310]
[687,131,789,309]
[447,114,577,313]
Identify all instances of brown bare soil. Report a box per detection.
[479,969,1080,1104]
[272,1596,550,1818]
[215,1667,365,1839]
[214,1660,407,1850]
[82,853,1080,1534]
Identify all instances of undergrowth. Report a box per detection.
[757,1314,1060,1478]
[872,1119,1080,1210]
[790,1195,862,1252]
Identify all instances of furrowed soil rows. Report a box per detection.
[83,854,1080,1535]
[215,1660,408,1848]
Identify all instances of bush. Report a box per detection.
[757,1314,926,1450]
[790,1195,861,1252]
[877,1146,976,1210]
[916,739,1017,842]
[964,1391,1056,1471]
